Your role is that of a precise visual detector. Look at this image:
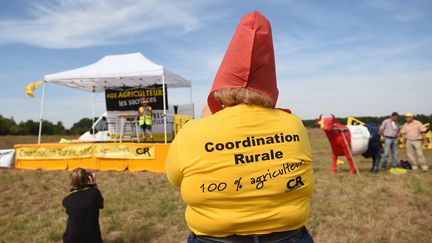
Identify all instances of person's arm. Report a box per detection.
[165,138,183,187]
[379,120,386,136]
[401,124,407,144]
[420,123,427,145]
[137,107,143,116]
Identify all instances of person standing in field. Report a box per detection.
[379,112,400,170]
[137,98,154,141]
[401,112,429,171]
[166,11,314,243]
[429,115,432,146]
[63,168,104,243]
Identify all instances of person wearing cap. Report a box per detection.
[401,112,428,171]
[166,11,314,242]
[137,98,153,141]
[379,112,400,170]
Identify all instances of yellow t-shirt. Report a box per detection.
[165,104,314,237]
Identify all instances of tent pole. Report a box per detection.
[37,81,47,144]
[162,72,167,144]
[91,86,95,136]
[189,86,194,119]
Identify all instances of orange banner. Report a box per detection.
[16,143,155,160]
[14,143,170,172]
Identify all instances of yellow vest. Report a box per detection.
[139,106,152,125]
[166,104,314,236]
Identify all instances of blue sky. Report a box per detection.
[0,0,430,128]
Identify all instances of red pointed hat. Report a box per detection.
[207,11,278,113]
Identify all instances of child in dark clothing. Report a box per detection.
[63,168,104,243]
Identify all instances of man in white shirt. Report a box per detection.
[379,112,400,170]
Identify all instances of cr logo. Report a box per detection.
[136,147,151,156]
[286,176,304,191]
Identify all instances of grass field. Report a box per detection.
[0,135,77,150]
[1,129,431,243]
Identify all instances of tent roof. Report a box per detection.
[44,52,191,92]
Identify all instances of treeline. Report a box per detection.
[0,115,93,135]
[1,114,431,136]
[303,114,432,128]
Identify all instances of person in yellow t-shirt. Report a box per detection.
[166,11,314,243]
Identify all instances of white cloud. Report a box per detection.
[274,30,432,79]
[1,0,430,124]
[160,42,227,115]
[0,0,214,48]
[272,27,432,120]
[278,69,431,120]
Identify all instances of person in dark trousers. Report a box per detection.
[63,168,104,243]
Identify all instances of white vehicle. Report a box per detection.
[79,104,194,142]
[79,113,110,142]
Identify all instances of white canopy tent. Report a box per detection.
[39,52,192,144]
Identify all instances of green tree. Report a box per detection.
[54,121,68,135]
[0,115,16,135]
[18,120,40,135]
[70,118,93,135]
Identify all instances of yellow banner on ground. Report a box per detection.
[346,116,365,126]
[16,143,155,160]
